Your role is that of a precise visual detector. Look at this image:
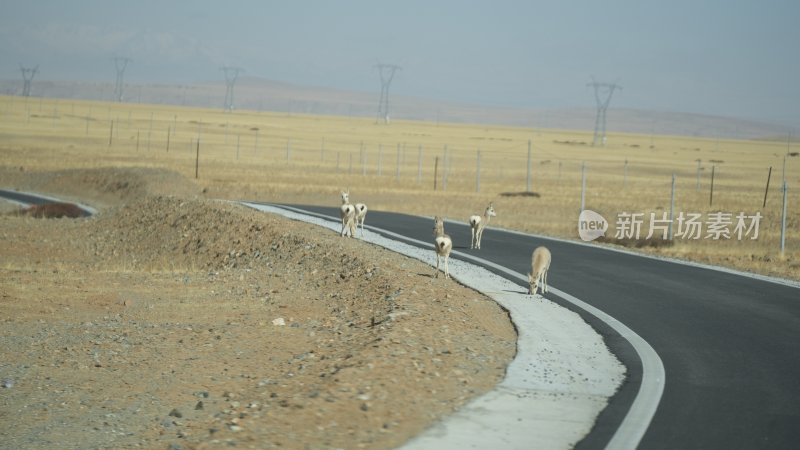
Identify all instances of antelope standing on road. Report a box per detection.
[469,203,496,249]
[528,246,551,296]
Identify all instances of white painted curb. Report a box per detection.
[242,203,640,450]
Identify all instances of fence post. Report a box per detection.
[196,121,202,147]
[434,156,439,191]
[526,140,532,192]
[780,181,788,255]
[580,162,587,212]
[108,120,114,147]
[669,173,676,240]
[763,166,772,208]
[696,159,701,191]
[782,155,787,184]
[286,138,291,163]
[361,143,367,176]
[624,158,628,189]
[558,161,562,182]
[709,165,716,206]
[166,126,171,153]
[476,149,481,193]
[195,139,200,179]
[442,145,448,191]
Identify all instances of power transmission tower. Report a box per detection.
[374,63,401,124]
[221,66,244,111]
[587,78,622,146]
[113,57,131,102]
[20,65,38,97]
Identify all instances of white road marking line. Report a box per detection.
[243,202,665,450]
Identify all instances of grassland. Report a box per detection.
[1,95,797,280]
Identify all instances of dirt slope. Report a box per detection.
[0,168,516,450]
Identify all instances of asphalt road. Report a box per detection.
[3,188,798,449]
[0,189,60,205]
[0,189,94,216]
[278,204,800,450]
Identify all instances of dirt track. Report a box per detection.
[0,167,516,450]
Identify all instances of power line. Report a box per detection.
[587,78,622,147]
[221,66,244,111]
[113,57,131,102]
[19,65,38,97]
[374,63,401,124]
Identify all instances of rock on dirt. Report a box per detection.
[0,167,516,450]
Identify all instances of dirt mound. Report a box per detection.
[0,166,200,208]
[86,195,398,327]
[1,181,516,449]
[87,196,331,271]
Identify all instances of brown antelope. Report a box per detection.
[354,202,368,236]
[528,246,552,295]
[469,203,496,249]
[433,216,453,279]
[339,190,356,237]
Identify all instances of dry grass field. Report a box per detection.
[1,95,798,280]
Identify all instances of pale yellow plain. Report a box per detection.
[0,95,797,280]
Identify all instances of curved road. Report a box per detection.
[272,204,800,450]
[0,189,95,215]
[3,189,798,449]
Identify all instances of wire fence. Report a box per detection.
[2,95,797,255]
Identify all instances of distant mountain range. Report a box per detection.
[1,76,794,141]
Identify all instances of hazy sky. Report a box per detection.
[1,0,798,126]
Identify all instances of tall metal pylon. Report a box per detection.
[375,63,401,124]
[113,57,131,102]
[587,78,622,146]
[20,65,38,97]
[222,66,244,111]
